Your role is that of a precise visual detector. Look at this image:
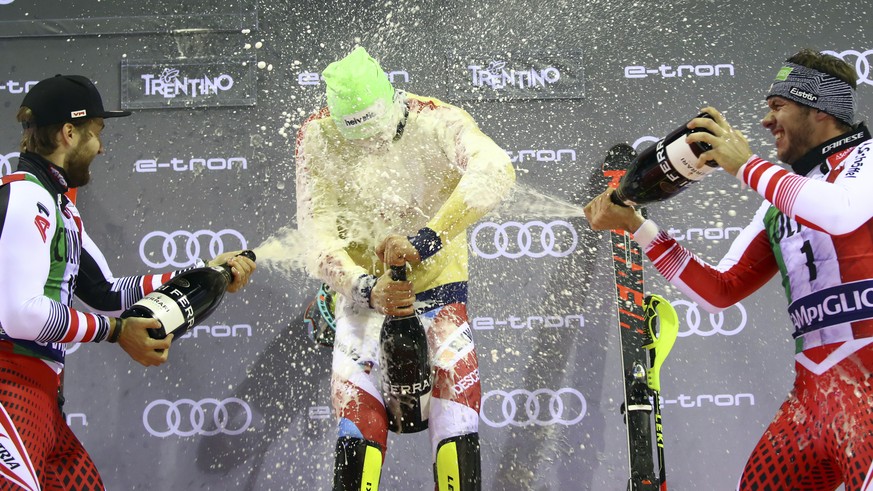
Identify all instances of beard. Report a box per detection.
[64,139,94,187]
[779,124,816,164]
[778,106,816,164]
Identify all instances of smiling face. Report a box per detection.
[761,96,817,165]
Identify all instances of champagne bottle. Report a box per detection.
[121,250,256,341]
[610,113,716,207]
[378,265,432,433]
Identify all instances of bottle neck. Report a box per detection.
[390,265,407,281]
[211,264,233,282]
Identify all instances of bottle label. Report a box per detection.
[418,391,431,419]
[132,292,188,335]
[382,386,431,432]
[662,137,717,181]
[382,378,432,396]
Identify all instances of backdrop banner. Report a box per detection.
[0,1,870,490]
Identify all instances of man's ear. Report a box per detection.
[58,122,76,147]
[813,109,833,124]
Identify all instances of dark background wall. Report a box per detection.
[1,1,871,489]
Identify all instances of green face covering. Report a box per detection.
[323,46,395,140]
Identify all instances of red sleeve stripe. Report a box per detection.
[407,97,439,113]
[141,273,171,295]
[645,231,675,262]
[61,308,80,343]
[652,245,690,280]
[771,179,792,214]
[81,314,97,342]
[60,311,102,343]
[764,168,789,202]
[743,157,769,189]
[742,157,809,220]
[142,276,155,295]
[0,175,25,186]
[646,232,691,281]
[773,174,806,217]
[753,163,783,195]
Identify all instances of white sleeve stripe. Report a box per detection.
[112,276,140,293]
[753,164,783,195]
[663,250,690,279]
[148,276,165,291]
[37,303,69,342]
[651,243,690,280]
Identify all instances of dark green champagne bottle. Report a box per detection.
[611,113,716,207]
[379,265,432,433]
[121,250,256,341]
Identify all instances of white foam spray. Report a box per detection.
[252,183,588,281]
[490,184,587,219]
[251,226,311,280]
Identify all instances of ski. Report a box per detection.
[601,144,678,491]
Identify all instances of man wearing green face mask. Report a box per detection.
[295,46,515,491]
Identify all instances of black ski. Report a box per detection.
[601,143,674,491]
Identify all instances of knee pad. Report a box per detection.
[434,433,481,491]
[333,437,383,491]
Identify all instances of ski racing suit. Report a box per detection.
[633,124,873,490]
[295,91,515,490]
[0,153,202,491]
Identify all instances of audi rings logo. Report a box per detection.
[822,49,873,86]
[480,388,587,428]
[471,220,578,259]
[0,152,18,176]
[672,300,748,337]
[143,398,253,437]
[139,229,247,268]
[632,136,658,151]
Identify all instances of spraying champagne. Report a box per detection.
[121,250,256,341]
